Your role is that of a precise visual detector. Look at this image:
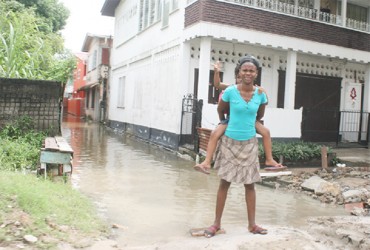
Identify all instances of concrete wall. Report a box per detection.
[0,78,63,136]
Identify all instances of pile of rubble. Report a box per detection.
[261,166,370,216]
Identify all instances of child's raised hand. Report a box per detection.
[213,61,222,72]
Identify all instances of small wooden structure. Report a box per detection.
[197,127,212,152]
[40,136,73,180]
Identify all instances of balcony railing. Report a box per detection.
[219,0,369,33]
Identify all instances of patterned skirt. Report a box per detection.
[213,135,261,184]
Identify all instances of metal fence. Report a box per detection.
[338,111,369,146]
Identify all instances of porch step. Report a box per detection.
[178,145,197,160]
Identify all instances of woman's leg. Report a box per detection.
[205,179,230,237]
[245,183,267,234]
[194,124,227,173]
[255,121,285,168]
[244,183,256,229]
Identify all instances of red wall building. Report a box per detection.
[67,52,88,117]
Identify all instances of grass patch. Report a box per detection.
[0,171,108,249]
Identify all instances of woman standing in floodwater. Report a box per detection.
[204,55,268,237]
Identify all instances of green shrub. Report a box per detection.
[0,116,46,171]
[259,141,325,162]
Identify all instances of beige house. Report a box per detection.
[79,33,113,122]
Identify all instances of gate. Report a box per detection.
[180,94,203,151]
[337,111,369,147]
[301,108,369,147]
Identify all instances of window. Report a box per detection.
[208,70,223,104]
[171,0,178,11]
[91,89,95,109]
[139,0,163,31]
[86,90,90,108]
[87,50,98,71]
[92,50,97,70]
[156,0,162,20]
[298,0,313,8]
[278,0,295,5]
[117,76,126,108]
[143,0,149,28]
[162,0,170,28]
[339,2,367,23]
[150,0,156,24]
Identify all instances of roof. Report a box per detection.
[81,33,113,52]
[74,52,88,61]
[77,82,99,91]
[101,0,120,17]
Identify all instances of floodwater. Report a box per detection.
[61,117,347,248]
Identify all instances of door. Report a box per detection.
[278,71,342,142]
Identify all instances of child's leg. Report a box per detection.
[255,121,285,168]
[194,124,227,173]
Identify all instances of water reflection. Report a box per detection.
[61,117,346,247]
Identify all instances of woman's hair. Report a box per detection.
[233,55,260,79]
[238,55,260,69]
[234,65,240,78]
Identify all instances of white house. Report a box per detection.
[101,0,370,150]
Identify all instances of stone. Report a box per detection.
[342,189,367,203]
[315,182,341,196]
[301,176,328,192]
[23,234,37,243]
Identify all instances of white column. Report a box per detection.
[364,64,370,113]
[294,0,299,15]
[341,0,347,27]
[284,50,297,109]
[314,0,320,20]
[198,37,212,104]
[270,54,280,108]
[339,62,346,111]
[368,8,370,32]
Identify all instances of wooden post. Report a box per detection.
[321,146,328,169]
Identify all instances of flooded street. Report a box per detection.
[61,119,347,248]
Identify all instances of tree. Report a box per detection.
[0,0,76,82]
[10,0,70,32]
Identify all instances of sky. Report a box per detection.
[60,0,114,53]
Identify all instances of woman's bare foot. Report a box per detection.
[193,161,211,175]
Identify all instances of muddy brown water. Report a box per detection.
[61,119,347,248]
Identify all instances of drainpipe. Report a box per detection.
[101,78,107,123]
